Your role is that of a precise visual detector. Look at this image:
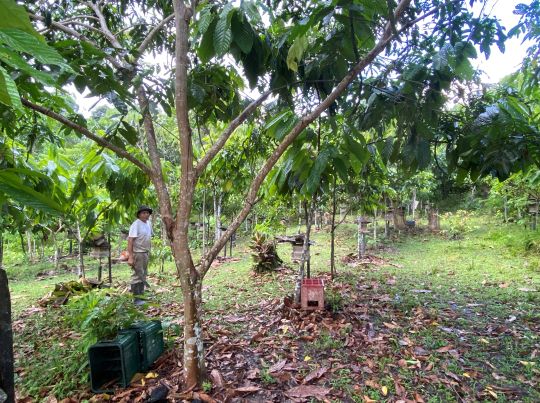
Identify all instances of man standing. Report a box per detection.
[128,205,153,304]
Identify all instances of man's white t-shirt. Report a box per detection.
[128,219,152,252]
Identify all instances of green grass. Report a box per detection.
[7,212,540,401]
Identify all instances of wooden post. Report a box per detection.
[0,269,15,403]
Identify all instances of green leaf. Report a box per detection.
[214,7,233,56]
[232,13,254,54]
[0,170,64,214]
[198,18,216,63]
[345,134,370,173]
[304,148,332,195]
[0,45,56,85]
[0,0,42,38]
[119,121,139,146]
[286,35,308,72]
[0,29,71,70]
[332,155,349,183]
[0,65,22,110]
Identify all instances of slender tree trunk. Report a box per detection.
[76,222,85,278]
[330,178,337,280]
[0,233,3,271]
[213,190,222,243]
[26,231,33,262]
[373,207,378,247]
[0,269,14,403]
[202,189,207,256]
[18,233,25,259]
[108,233,112,283]
[503,196,508,223]
[294,200,313,304]
[411,188,417,221]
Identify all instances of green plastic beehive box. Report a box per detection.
[88,331,141,393]
[121,321,164,371]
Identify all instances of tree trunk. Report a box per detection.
[294,200,313,304]
[107,233,112,283]
[26,230,33,262]
[0,269,14,403]
[373,207,378,247]
[411,188,417,221]
[213,190,222,243]
[0,233,3,271]
[428,207,440,232]
[76,222,85,278]
[330,178,337,280]
[202,189,207,256]
[392,203,406,230]
[503,196,508,223]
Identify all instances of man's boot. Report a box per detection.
[131,282,145,306]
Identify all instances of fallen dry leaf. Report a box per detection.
[235,385,261,393]
[269,359,287,373]
[285,385,331,399]
[303,366,329,384]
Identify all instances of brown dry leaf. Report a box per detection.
[394,378,406,396]
[383,322,400,329]
[210,369,225,387]
[414,392,425,402]
[413,346,429,356]
[397,359,408,368]
[436,345,454,353]
[198,392,217,403]
[303,366,329,384]
[363,396,377,403]
[285,385,331,399]
[43,396,58,403]
[235,386,261,393]
[365,379,380,389]
[269,359,287,373]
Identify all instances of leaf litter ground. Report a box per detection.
[13,225,540,402]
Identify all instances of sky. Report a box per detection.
[472,0,532,83]
[72,0,532,116]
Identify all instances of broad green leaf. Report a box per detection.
[0,171,64,214]
[0,0,42,38]
[198,19,216,63]
[0,65,22,110]
[0,45,55,85]
[232,13,254,54]
[304,148,333,195]
[286,35,308,72]
[214,7,233,56]
[119,121,139,146]
[332,155,349,183]
[0,29,71,70]
[197,5,215,35]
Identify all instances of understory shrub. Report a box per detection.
[64,288,147,349]
[249,232,283,272]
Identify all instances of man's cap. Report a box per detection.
[136,205,153,217]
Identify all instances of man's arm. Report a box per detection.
[127,237,134,266]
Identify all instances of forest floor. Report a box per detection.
[7,213,540,402]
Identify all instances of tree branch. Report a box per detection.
[136,13,175,57]
[29,14,124,70]
[85,1,123,49]
[198,0,413,276]
[195,90,272,177]
[21,98,152,175]
[136,86,175,233]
